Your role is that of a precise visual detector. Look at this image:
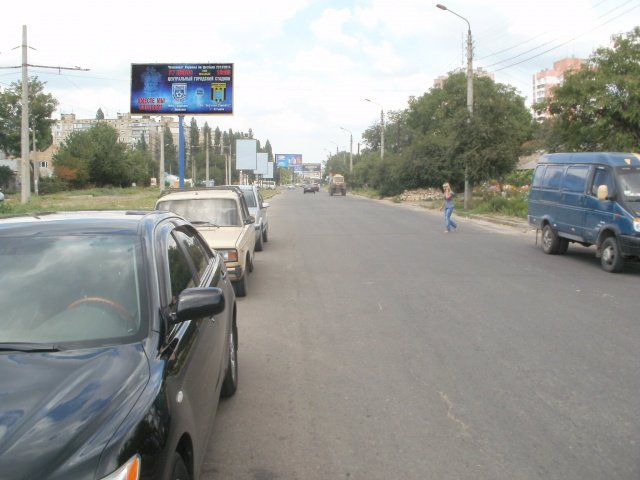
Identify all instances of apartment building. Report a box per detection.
[52,113,186,151]
[532,57,586,119]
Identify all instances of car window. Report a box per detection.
[616,166,640,200]
[562,165,590,193]
[242,189,257,208]
[158,198,241,226]
[542,165,563,189]
[531,165,545,187]
[0,235,146,345]
[167,233,197,303]
[590,167,614,197]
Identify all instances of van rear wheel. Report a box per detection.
[601,237,624,273]
[542,225,560,254]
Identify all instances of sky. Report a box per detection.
[1,0,639,166]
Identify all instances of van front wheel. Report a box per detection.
[601,237,624,273]
[542,225,560,254]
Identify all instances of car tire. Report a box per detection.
[541,225,560,254]
[558,238,569,254]
[171,453,191,480]
[601,236,624,273]
[221,322,238,398]
[234,274,247,297]
[256,229,264,251]
[263,227,268,243]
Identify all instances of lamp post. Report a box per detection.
[365,98,385,160]
[437,3,473,209]
[339,127,353,174]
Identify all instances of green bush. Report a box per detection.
[39,177,70,194]
[472,191,528,217]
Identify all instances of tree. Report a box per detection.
[189,117,200,178]
[53,123,148,187]
[96,108,105,120]
[0,165,15,190]
[163,125,177,175]
[0,77,58,156]
[402,72,533,195]
[539,27,640,152]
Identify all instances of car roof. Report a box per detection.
[539,152,640,167]
[157,188,240,201]
[0,210,177,236]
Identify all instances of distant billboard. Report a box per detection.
[130,63,233,115]
[275,154,302,168]
[254,153,269,176]
[303,163,321,173]
[236,139,257,170]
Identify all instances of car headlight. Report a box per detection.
[219,249,239,262]
[633,218,640,233]
[101,455,140,480]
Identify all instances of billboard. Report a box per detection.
[130,63,233,115]
[254,153,269,176]
[302,163,321,173]
[275,154,302,168]
[236,139,257,170]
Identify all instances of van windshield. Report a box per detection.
[617,166,640,201]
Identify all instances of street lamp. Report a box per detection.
[339,127,353,174]
[437,3,473,209]
[365,98,385,160]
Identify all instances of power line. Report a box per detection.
[476,0,636,64]
[490,4,638,73]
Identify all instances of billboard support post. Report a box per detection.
[179,115,185,188]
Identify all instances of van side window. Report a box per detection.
[531,165,545,187]
[542,165,564,189]
[591,167,613,197]
[562,165,590,192]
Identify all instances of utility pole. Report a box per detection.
[20,26,29,203]
[3,26,89,203]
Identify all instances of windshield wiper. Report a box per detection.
[0,342,64,352]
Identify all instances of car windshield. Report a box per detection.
[617,166,640,201]
[0,234,146,347]
[241,190,257,208]
[158,198,241,226]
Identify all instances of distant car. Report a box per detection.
[233,184,270,251]
[0,191,4,202]
[0,210,238,480]
[156,187,256,296]
[329,174,346,196]
[303,183,316,194]
[312,182,320,192]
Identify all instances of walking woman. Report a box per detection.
[440,182,458,233]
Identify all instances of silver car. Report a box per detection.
[235,184,270,251]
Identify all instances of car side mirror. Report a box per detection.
[262,202,270,208]
[596,185,610,200]
[171,287,225,325]
[245,215,255,225]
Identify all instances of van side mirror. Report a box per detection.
[597,185,608,200]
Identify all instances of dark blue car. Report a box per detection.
[0,210,238,479]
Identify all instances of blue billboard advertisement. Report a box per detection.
[130,63,233,115]
[275,154,302,168]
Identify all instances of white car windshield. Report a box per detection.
[158,198,241,226]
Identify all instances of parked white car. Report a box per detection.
[155,187,256,296]
[233,184,269,251]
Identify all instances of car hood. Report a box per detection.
[198,226,244,248]
[0,344,149,479]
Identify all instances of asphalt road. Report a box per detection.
[203,188,639,480]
